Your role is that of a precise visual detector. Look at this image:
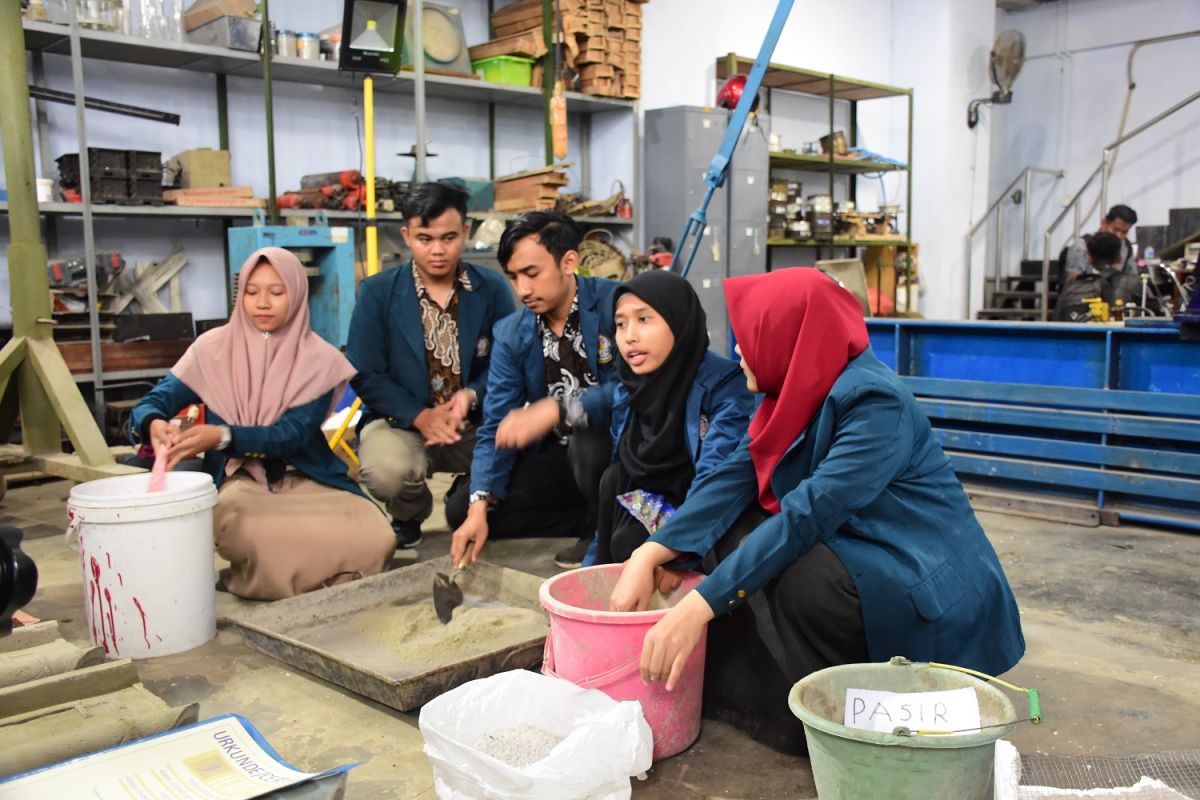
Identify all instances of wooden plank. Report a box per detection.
[492,172,570,191]
[162,185,252,202]
[56,338,191,374]
[468,29,548,61]
[31,453,142,482]
[964,485,1101,527]
[494,196,557,212]
[494,162,575,183]
[0,337,28,388]
[26,337,114,467]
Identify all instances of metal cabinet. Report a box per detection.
[644,106,769,354]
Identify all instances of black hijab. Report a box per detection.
[613,270,709,505]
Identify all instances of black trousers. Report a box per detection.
[702,506,870,755]
[594,460,661,564]
[445,426,611,540]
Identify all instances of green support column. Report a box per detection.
[542,0,553,165]
[261,0,278,223]
[0,0,60,453]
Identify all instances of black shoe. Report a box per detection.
[553,535,591,570]
[392,519,424,550]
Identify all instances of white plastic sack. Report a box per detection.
[420,669,653,800]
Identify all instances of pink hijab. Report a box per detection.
[172,246,355,484]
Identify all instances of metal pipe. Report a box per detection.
[993,204,1004,305]
[1099,148,1112,222]
[365,75,379,277]
[1104,88,1200,151]
[217,74,229,151]
[67,0,105,421]
[1046,162,1103,237]
[1022,169,1032,262]
[906,90,913,313]
[541,0,553,165]
[26,86,180,124]
[1041,232,1052,321]
[414,0,427,182]
[261,0,278,223]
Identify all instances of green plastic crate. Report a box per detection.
[472,55,535,87]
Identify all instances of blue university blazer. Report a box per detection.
[469,275,619,498]
[346,261,516,430]
[609,350,754,497]
[648,346,1026,677]
[129,374,362,496]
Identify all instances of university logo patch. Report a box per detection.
[597,334,614,364]
[475,336,490,358]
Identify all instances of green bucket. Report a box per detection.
[788,658,1019,800]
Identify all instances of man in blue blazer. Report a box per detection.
[448,211,618,569]
[346,184,515,549]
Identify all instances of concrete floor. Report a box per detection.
[8,474,1200,799]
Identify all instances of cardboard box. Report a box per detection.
[167,148,232,189]
[182,0,256,33]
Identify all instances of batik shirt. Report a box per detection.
[537,293,597,441]
[413,266,472,405]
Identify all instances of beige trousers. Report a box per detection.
[214,473,395,600]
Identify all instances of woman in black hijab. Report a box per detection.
[594,270,754,564]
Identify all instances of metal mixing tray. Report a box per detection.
[220,558,548,711]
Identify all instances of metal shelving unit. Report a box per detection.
[18,11,639,417]
[717,53,915,309]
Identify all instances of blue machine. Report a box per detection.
[867,319,1200,531]
[226,213,357,347]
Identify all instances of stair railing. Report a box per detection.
[1040,88,1200,320]
[963,166,1063,318]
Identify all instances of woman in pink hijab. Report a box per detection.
[129,247,394,600]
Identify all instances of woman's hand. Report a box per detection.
[654,566,683,597]
[165,424,223,469]
[148,418,179,451]
[609,554,656,612]
[640,591,714,691]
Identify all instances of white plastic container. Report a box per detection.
[35,179,53,203]
[67,471,218,659]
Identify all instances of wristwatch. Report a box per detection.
[216,425,232,451]
[468,490,493,507]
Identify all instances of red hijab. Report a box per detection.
[725,268,869,513]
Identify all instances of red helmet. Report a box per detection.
[716,75,760,112]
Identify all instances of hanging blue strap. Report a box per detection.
[672,0,795,278]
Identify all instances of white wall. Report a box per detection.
[987,0,1200,308]
[639,0,997,319]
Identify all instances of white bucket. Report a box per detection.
[67,471,218,659]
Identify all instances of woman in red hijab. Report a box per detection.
[129,248,395,600]
[610,268,1024,754]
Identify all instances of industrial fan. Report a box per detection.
[967,29,1026,128]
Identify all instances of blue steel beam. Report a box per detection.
[917,399,1200,444]
[935,430,1200,477]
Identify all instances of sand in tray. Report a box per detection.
[295,600,549,678]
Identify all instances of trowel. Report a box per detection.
[432,559,467,624]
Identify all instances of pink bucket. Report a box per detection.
[539,564,706,761]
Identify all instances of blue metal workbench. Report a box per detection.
[866,320,1200,530]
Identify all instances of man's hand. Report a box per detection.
[165,424,222,469]
[495,397,560,450]
[450,500,490,566]
[414,405,462,446]
[444,389,475,429]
